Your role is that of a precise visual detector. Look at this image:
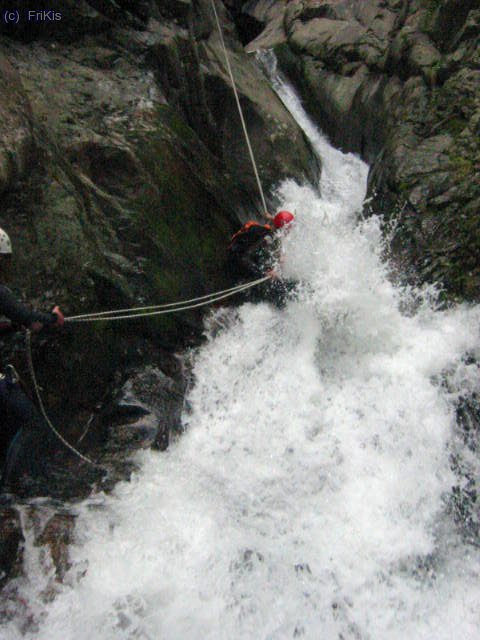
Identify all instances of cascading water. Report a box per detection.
[2,56,480,640]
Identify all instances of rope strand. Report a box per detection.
[66,276,271,324]
[66,276,270,322]
[209,0,268,214]
[26,330,99,467]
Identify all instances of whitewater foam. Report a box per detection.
[2,57,480,640]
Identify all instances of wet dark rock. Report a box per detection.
[244,0,288,50]
[0,359,185,593]
[449,471,480,547]
[457,393,480,453]
[441,354,480,546]
[224,0,265,45]
[34,511,75,583]
[0,507,24,588]
[102,364,184,453]
[155,0,191,24]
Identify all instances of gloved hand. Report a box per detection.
[52,305,65,327]
[266,269,280,280]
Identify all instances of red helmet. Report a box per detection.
[273,210,295,229]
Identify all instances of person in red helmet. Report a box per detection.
[271,210,295,229]
[226,210,296,307]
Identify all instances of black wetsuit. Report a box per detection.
[0,285,57,489]
[226,223,296,307]
[227,224,276,281]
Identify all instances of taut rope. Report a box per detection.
[65,275,271,323]
[209,0,268,214]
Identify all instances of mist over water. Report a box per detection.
[3,59,480,640]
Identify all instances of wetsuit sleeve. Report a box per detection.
[0,285,56,327]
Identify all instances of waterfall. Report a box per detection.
[2,55,480,640]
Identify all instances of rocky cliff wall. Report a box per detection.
[0,0,322,582]
[245,0,479,300]
[0,0,319,437]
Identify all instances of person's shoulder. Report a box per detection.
[247,224,272,237]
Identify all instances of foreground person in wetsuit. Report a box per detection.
[0,227,64,491]
[226,210,297,307]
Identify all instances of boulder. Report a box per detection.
[101,364,185,455]
[243,0,288,50]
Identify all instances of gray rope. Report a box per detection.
[25,330,98,467]
[65,275,271,324]
[209,0,268,214]
[66,276,270,322]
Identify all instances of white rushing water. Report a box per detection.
[3,60,480,640]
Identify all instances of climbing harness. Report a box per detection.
[25,329,98,467]
[209,0,268,215]
[65,275,271,324]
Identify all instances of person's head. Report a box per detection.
[0,227,13,277]
[273,210,295,230]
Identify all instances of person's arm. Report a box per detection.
[0,285,62,330]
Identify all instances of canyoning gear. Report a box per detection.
[226,220,298,308]
[0,229,12,255]
[228,221,272,250]
[0,374,51,489]
[273,211,295,229]
[0,280,67,489]
[227,222,275,281]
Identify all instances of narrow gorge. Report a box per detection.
[0,2,479,637]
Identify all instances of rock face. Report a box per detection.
[0,53,33,195]
[0,507,23,588]
[0,0,319,452]
[246,0,479,300]
[0,2,320,580]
